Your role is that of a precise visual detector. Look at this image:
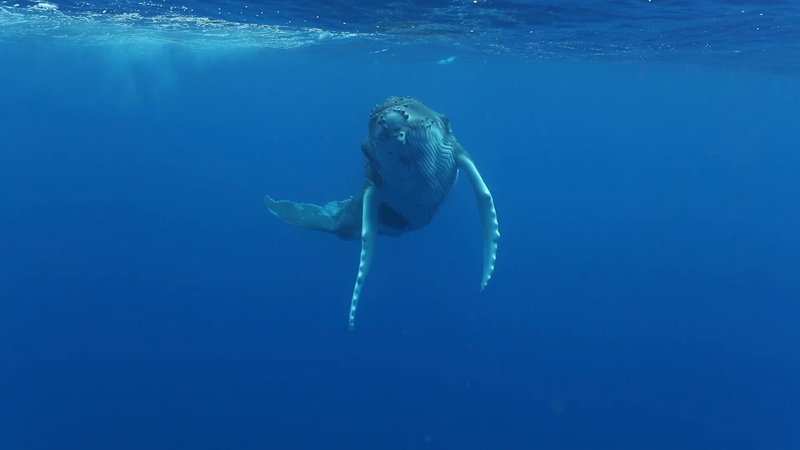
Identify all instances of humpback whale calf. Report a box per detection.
[265,96,500,329]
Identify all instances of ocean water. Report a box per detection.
[1,1,800,449]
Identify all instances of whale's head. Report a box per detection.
[366,96,453,159]
[362,96,463,232]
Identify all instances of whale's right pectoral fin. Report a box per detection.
[264,193,363,240]
[456,150,500,291]
[348,184,380,330]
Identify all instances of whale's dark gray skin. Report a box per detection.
[265,96,500,329]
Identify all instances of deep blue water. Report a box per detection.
[2,1,800,449]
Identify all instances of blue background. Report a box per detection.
[2,23,800,450]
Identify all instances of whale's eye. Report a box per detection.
[397,131,406,141]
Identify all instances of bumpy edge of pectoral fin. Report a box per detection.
[349,184,380,330]
[456,151,500,291]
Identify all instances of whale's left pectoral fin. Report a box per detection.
[456,150,500,290]
[348,184,380,330]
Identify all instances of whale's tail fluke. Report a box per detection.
[264,193,363,241]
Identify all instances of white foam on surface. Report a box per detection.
[0,3,363,51]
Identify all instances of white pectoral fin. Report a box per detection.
[456,152,500,291]
[349,185,380,330]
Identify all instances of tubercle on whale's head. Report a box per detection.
[366,96,451,150]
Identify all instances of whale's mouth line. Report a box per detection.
[376,126,441,148]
